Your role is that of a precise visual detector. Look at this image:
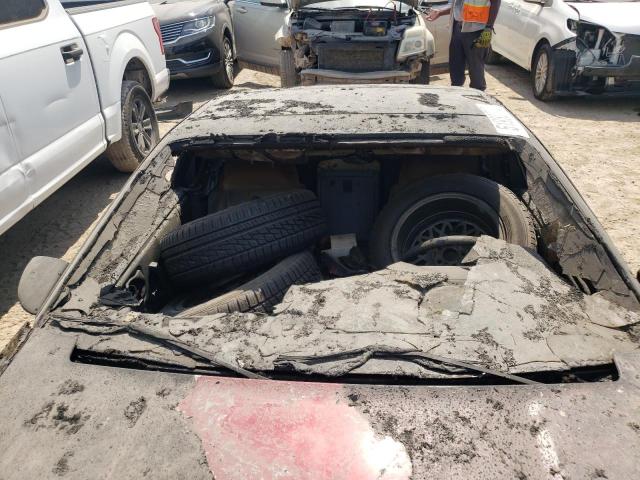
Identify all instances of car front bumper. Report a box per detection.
[581,55,640,80]
[300,69,415,85]
[163,28,223,79]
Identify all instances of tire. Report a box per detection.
[411,61,431,85]
[532,43,557,101]
[211,36,235,89]
[160,190,327,286]
[180,252,321,317]
[279,49,300,88]
[485,46,503,65]
[105,81,159,173]
[370,174,537,268]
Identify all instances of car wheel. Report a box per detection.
[105,81,159,173]
[160,190,327,287]
[410,61,431,85]
[279,49,300,88]
[370,174,537,268]
[532,43,557,101]
[178,252,321,317]
[211,36,235,89]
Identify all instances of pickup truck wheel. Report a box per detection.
[532,44,557,102]
[279,49,300,88]
[370,174,537,268]
[106,81,159,173]
[179,252,321,317]
[211,37,235,89]
[410,61,431,85]
[159,190,327,287]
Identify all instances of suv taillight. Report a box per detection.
[152,17,165,56]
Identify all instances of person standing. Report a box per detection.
[425,0,501,91]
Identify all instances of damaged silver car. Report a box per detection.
[3,85,640,479]
[278,0,435,86]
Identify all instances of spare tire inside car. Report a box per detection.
[179,251,321,317]
[160,190,327,287]
[370,174,537,268]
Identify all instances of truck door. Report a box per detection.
[229,0,288,69]
[0,0,104,216]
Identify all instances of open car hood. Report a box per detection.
[289,0,419,12]
[567,2,640,35]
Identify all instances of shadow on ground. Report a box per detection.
[487,62,640,122]
[0,156,128,319]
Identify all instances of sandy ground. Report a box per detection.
[1,63,639,359]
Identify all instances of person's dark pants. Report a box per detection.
[449,20,488,91]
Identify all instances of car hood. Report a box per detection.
[289,0,419,12]
[566,2,640,35]
[1,326,640,479]
[151,0,215,25]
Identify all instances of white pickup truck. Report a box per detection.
[0,0,169,236]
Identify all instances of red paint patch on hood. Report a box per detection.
[178,376,412,480]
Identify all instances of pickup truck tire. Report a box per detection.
[279,49,300,88]
[106,81,159,173]
[211,37,235,89]
[370,174,537,268]
[180,252,321,317]
[532,43,557,102]
[411,61,431,85]
[160,190,327,286]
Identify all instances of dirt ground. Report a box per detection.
[1,64,639,359]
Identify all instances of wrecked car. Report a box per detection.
[487,0,640,100]
[2,85,640,479]
[229,0,436,87]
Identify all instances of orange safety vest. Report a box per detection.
[462,0,491,25]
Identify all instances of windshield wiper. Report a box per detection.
[274,345,539,385]
[53,316,266,380]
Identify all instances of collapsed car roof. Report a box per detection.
[168,85,529,145]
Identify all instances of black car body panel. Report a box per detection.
[2,86,640,479]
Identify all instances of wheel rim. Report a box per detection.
[403,236,479,266]
[223,39,234,83]
[390,193,505,263]
[535,51,549,95]
[131,97,154,155]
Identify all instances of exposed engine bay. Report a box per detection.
[555,20,640,93]
[279,4,433,84]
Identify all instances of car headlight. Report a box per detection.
[397,26,428,61]
[182,16,215,36]
[567,19,578,33]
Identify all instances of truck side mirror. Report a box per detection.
[18,256,69,315]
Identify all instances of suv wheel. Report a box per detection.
[410,61,431,85]
[212,36,235,89]
[279,49,300,88]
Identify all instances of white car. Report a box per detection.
[0,0,170,236]
[489,0,640,100]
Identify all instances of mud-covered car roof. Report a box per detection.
[168,85,531,143]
